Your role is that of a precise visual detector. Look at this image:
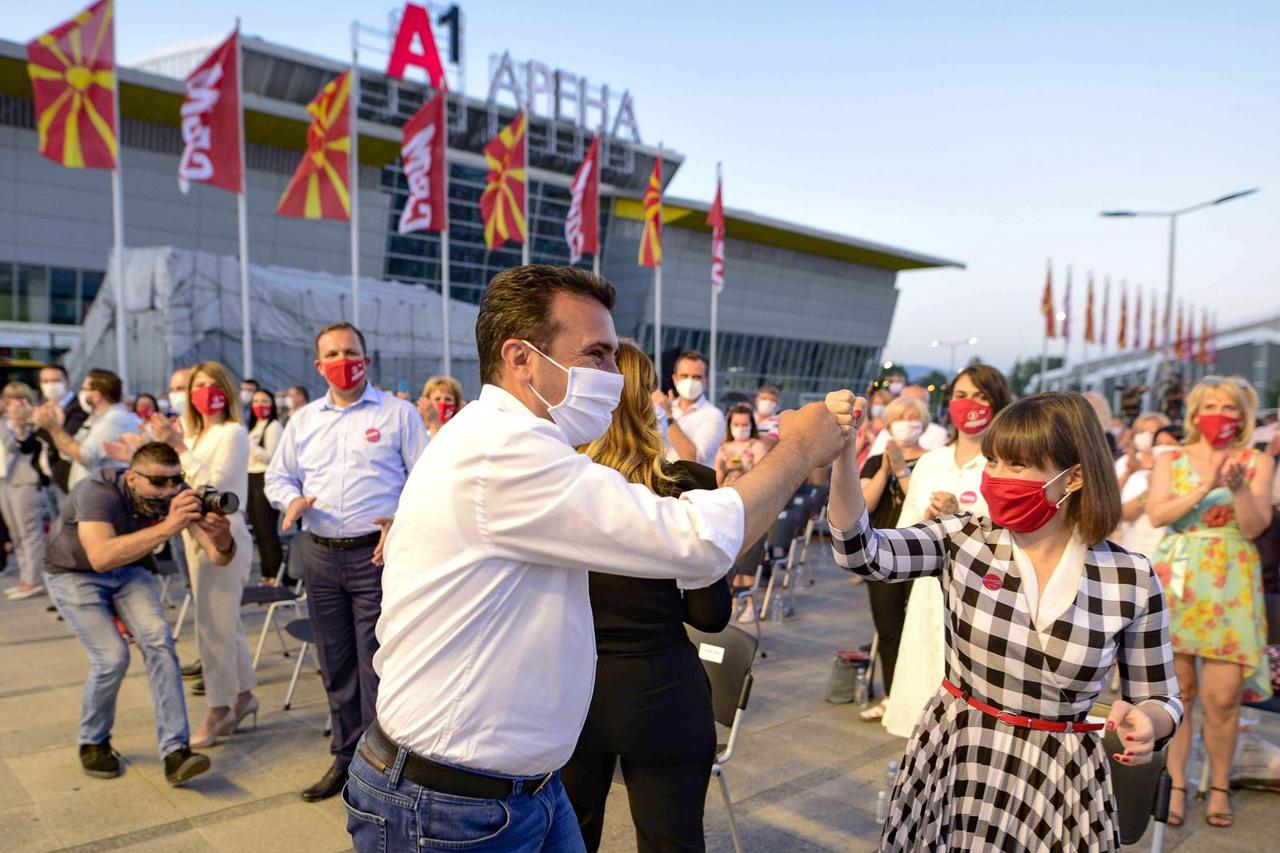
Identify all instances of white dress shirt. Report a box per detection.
[247,418,283,475]
[895,443,988,527]
[666,395,725,467]
[375,384,745,776]
[69,404,141,489]
[1010,534,1086,634]
[867,422,950,458]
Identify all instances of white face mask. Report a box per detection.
[888,381,904,395]
[870,403,886,420]
[730,425,752,442]
[240,390,254,406]
[523,340,624,446]
[889,420,924,446]
[41,381,67,402]
[78,390,95,414]
[675,378,704,402]
[1132,431,1154,453]
[756,398,778,418]
[168,391,188,416]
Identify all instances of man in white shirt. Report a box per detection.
[663,349,725,467]
[33,369,141,490]
[866,385,948,457]
[352,265,844,853]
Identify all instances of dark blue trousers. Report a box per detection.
[301,535,381,765]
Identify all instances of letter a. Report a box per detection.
[387,3,446,88]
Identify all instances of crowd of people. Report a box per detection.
[3,262,1279,851]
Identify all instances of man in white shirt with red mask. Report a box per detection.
[354,265,846,852]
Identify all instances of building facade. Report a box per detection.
[0,34,959,400]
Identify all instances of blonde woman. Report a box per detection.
[416,375,466,438]
[561,340,731,852]
[149,362,258,747]
[1147,375,1275,829]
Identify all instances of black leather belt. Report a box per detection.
[360,721,554,799]
[307,531,380,551]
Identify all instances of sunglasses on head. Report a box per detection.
[1200,375,1250,390]
[136,473,185,487]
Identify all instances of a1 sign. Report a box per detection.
[386,3,460,88]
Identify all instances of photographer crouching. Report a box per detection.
[44,441,234,785]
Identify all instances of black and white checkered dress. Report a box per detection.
[832,510,1183,852]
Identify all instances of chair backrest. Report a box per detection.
[769,506,806,552]
[1093,703,1170,844]
[734,533,768,579]
[687,624,758,728]
[284,539,307,583]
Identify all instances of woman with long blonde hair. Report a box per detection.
[561,340,731,853]
[149,361,259,747]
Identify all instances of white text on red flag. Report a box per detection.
[178,31,242,195]
[708,177,725,292]
[565,136,600,263]
[398,93,448,234]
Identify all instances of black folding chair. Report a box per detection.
[247,540,306,668]
[1094,702,1172,851]
[728,533,768,656]
[760,505,806,621]
[688,625,759,853]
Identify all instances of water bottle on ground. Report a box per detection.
[771,597,784,624]
[875,790,888,824]
[852,666,869,707]
[884,759,898,794]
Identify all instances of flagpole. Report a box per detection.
[653,143,663,381]
[1039,259,1050,393]
[441,91,452,378]
[521,111,530,266]
[349,21,361,327]
[235,18,252,379]
[592,136,601,277]
[109,9,129,394]
[709,161,721,408]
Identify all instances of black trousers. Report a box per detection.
[246,472,283,579]
[562,642,716,853]
[300,535,381,765]
[866,578,913,694]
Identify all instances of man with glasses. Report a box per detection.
[44,442,236,786]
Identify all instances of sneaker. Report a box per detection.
[180,659,203,679]
[163,746,211,786]
[737,599,757,625]
[6,585,45,601]
[80,741,121,779]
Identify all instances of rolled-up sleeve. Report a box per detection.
[481,426,744,587]
[1120,564,1184,749]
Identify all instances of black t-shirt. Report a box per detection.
[860,454,919,529]
[587,461,733,655]
[45,469,158,574]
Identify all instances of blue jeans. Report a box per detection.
[45,566,190,757]
[344,739,587,852]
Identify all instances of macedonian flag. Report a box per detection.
[480,112,528,251]
[638,158,662,267]
[277,71,352,220]
[26,0,117,170]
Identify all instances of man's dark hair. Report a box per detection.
[289,385,311,402]
[42,363,68,379]
[130,441,181,469]
[243,378,260,389]
[675,350,709,372]
[314,322,367,357]
[86,368,123,404]
[476,265,617,386]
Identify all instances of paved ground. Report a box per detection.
[1,541,1277,852]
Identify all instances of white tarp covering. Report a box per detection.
[66,247,480,399]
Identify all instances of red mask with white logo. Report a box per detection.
[949,398,993,435]
[135,402,155,420]
[1197,413,1241,449]
[251,403,273,420]
[981,468,1074,533]
[324,358,367,391]
[191,386,228,417]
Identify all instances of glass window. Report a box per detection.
[81,270,104,319]
[16,264,50,324]
[0,263,14,322]
[50,267,79,324]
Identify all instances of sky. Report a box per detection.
[10,1,1280,374]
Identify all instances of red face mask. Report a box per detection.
[949,397,993,435]
[251,403,273,420]
[135,403,155,420]
[436,400,456,424]
[323,357,367,391]
[1197,413,1241,450]
[190,386,228,417]
[980,468,1073,533]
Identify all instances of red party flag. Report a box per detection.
[480,111,528,251]
[565,135,600,263]
[26,0,117,169]
[708,173,725,292]
[277,71,352,220]
[177,30,242,194]
[397,92,447,234]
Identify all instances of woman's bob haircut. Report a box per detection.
[981,392,1121,545]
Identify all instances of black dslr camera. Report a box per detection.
[195,485,239,516]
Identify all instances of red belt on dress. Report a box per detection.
[942,679,1104,733]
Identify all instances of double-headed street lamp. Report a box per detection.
[1100,188,1258,364]
[932,336,978,375]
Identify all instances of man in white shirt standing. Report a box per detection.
[265,323,428,803]
[663,349,725,467]
[354,265,845,853]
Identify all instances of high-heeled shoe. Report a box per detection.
[218,696,260,736]
[190,708,236,748]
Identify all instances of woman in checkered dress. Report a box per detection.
[826,391,1183,852]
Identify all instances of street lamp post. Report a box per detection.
[932,336,978,375]
[1100,188,1258,405]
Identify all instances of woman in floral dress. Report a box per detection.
[828,390,1181,852]
[1147,376,1274,829]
